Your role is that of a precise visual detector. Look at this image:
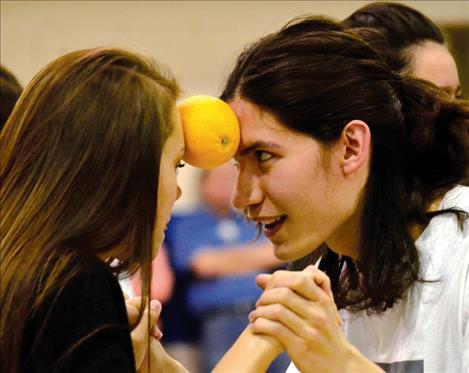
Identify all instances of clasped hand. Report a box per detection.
[125,295,188,373]
[249,265,354,373]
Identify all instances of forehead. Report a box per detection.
[230,98,303,154]
[408,41,460,90]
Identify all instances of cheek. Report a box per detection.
[158,173,177,218]
[278,169,333,219]
[269,160,323,201]
[155,171,172,227]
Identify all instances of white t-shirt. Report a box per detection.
[287,185,469,373]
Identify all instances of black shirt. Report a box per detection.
[21,255,136,373]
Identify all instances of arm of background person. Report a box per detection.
[131,245,175,303]
[149,245,174,302]
[191,241,285,279]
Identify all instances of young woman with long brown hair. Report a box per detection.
[0,47,186,373]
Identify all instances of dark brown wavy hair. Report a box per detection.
[221,16,469,313]
[0,47,180,372]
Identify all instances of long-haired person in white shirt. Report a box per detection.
[214,16,469,373]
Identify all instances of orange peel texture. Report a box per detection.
[178,95,240,169]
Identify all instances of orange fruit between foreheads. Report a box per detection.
[178,95,240,169]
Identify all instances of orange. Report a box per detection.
[178,95,240,169]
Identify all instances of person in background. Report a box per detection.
[129,245,174,304]
[163,161,289,372]
[343,1,462,99]
[0,64,23,130]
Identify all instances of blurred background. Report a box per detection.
[2,0,468,210]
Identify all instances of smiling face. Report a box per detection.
[153,106,185,257]
[230,98,369,261]
[406,41,461,98]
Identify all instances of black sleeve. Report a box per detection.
[22,256,136,373]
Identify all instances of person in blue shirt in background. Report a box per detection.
[162,161,289,373]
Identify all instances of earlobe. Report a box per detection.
[341,120,371,175]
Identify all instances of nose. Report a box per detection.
[232,167,263,211]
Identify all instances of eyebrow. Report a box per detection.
[238,141,281,157]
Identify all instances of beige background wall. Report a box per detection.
[2,0,468,210]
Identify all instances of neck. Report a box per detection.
[325,208,362,260]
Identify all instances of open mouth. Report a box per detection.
[263,215,286,238]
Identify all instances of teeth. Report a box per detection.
[263,217,282,225]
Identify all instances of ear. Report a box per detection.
[339,120,371,175]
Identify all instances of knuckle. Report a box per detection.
[305,327,319,343]
[272,270,286,284]
[318,296,332,307]
[322,274,331,287]
[278,287,291,301]
[314,313,328,330]
[292,276,305,289]
[271,321,284,335]
[272,304,284,318]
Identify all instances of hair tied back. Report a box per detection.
[391,70,401,84]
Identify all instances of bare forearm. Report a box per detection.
[212,327,283,373]
[192,243,284,278]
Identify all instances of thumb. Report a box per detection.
[150,299,162,319]
[256,273,272,290]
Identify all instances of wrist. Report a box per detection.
[245,327,284,363]
[345,343,385,373]
[149,338,188,373]
[212,327,283,373]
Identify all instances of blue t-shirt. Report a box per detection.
[164,207,265,314]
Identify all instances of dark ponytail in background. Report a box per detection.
[222,16,469,313]
[343,2,446,73]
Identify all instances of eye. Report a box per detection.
[176,161,185,175]
[254,150,273,163]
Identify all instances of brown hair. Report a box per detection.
[221,16,469,312]
[0,47,180,372]
[0,65,23,130]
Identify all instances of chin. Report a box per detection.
[273,244,300,261]
[273,240,317,262]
